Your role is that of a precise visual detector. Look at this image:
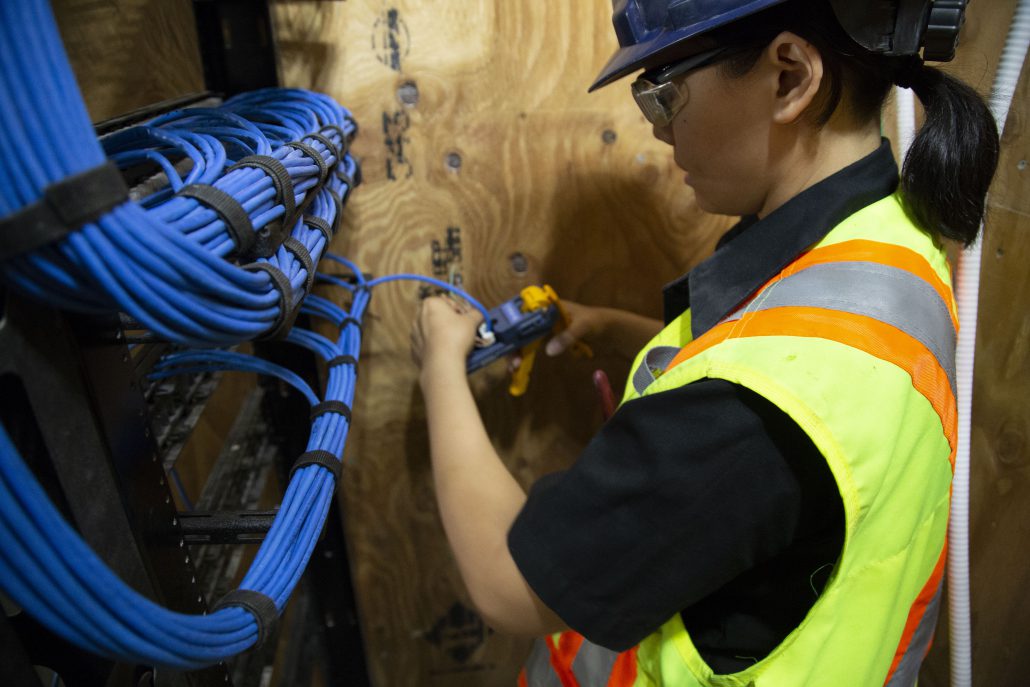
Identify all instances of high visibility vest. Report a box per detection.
[520,193,956,687]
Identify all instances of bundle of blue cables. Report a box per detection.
[0,0,496,671]
[0,0,359,345]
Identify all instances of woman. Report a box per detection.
[411,1,999,684]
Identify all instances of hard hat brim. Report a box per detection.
[588,0,788,93]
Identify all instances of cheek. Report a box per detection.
[671,80,770,212]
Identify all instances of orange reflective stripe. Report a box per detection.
[666,307,957,461]
[606,647,639,686]
[883,542,949,685]
[519,668,529,687]
[546,633,584,687]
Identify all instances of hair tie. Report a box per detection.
[894,56,925,90]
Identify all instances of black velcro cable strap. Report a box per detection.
[304,216,333,248]
[0,161,129,261]
[228,155,295,220]
[177,184,255,256]
[340,316,362,332]
[282,237,315,294]
[304,132,340,163]
[289,449,342,482]
[319,125,350,156]
[285,141,328,185]
[310,400,351,422]
[228,155,295,258]
[244,261,299,340]
[336,167,355,192]
[212,590,278,648]
[328,190,343,235]
[327,354,358,379]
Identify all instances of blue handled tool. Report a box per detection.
[467,285,591,396]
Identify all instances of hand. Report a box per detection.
[544,300,605,357]
[411,295,484,371]
[507,300,605,373]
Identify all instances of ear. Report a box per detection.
[762,32,824,125]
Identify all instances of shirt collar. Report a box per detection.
[663,138,900,337]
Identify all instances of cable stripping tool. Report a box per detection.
[467,285,591,396]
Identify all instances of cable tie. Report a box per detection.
[228,155,296,257]
[289,449,342,483]
[303,216,333,249]
[212,590,279,649]
[319,124,350,156]
[342,114,359,138]
[336,168,355,192]
[327,354,359,379]
[339,316,362,332]
[310,400,352,422]
[285,141,328,185]
[0,161,129,260]
[244,262,299,340]
[304,132,340,164]
[282,236,316,294]
[328,190,343,236]
[177,184,255,257]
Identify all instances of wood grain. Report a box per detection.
[274,2,1030,686]
[275,2,728,684]
[52,0,205,123]
[917,2,1030,685]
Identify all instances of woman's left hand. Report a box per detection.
[411,295,484,372]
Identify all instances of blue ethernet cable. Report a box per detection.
[0,0,359,344]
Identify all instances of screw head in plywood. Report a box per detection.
[397,81,419,107]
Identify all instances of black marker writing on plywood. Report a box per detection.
[372,8,410,72]
[382,109,413,180]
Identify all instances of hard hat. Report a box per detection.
[589,0,968,92]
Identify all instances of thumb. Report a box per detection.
[545,330,577,357]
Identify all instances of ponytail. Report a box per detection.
[709,0,1001,246]
[899,63,1000,246]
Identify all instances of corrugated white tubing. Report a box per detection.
[896,86,918,159]
[950,3,1030,686]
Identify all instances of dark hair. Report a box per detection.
[707,0,999,246]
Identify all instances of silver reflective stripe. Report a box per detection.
[524,638,562,687]
[884,581,944,687]
[721,262,957,392]
[631,345,681,395]
[571,638,621,686]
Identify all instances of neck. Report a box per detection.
[757,120,881,219]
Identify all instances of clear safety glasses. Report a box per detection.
[631,47,727,128]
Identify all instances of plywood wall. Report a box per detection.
[52,0,205,123]
[271,2,1030,686]
[274,2,728,684]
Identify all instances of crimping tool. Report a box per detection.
[467,285,591,396]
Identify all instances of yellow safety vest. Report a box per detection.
[521,193,956,687]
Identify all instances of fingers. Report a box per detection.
[545,330,576,357]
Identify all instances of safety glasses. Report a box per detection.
[631,47,728,128]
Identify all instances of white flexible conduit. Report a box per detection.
[896,86,918,159]
[950,3,1030,686]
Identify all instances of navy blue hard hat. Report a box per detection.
[589,0,967,92]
